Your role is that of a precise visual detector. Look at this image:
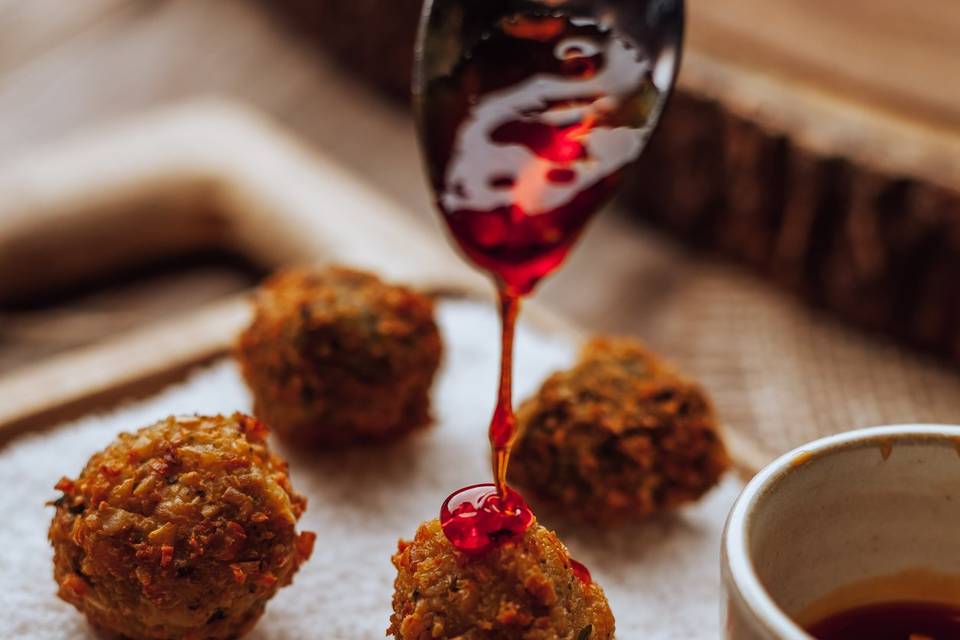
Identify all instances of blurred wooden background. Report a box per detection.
[690,0,960,133]
[4,0,959,200]
[1,0,954,316]
[1,0,958,465]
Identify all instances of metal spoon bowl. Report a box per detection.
[413,0,684,220]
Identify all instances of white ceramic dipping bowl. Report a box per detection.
[722,424,960,639]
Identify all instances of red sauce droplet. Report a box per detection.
[490,120,588,165]
[562,54,597,77]
[546,167,577,184]
[490,289,520,493]
[440,483,535,555]
[570,558,592,585]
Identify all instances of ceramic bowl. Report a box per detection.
[722,424,960,639]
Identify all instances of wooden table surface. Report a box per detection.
[2,0,958,466]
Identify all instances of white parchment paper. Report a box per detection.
[0,299,741,639]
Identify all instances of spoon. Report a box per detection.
[413,0,684,507]
[413,0,684,297]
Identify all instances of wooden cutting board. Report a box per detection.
[628,1,960,364]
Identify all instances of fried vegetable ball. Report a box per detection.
[236,266,442,447]
[388,519,614,640]
[49,414,315,640]
[509,337,729,524]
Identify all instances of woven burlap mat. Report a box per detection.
[632,250,959,474]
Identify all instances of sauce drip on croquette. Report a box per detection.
[430,14,649,573]
[489,289,521,494]
[440,483,534,555]
[570,558,593,586]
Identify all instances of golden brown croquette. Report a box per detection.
[509,337,729,524]
[389,519,614,640]
[49,414,314,640]
[236,266,442,447]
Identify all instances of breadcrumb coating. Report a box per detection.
[48,414,314,640]
[389,519,614,640]
[236,266,442,447]
[509,337,729,523]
